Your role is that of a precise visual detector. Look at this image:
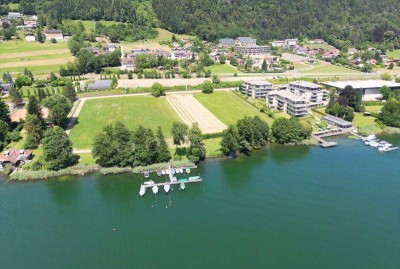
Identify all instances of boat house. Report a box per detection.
[322,115,353,128]
[0,149,32,167]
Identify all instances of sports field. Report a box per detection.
[194,91,274,126]
[0,40,73,75]
[69,96,182,149]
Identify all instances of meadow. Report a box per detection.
[0,40,72,76]
[206,63,241,75]
[69,96,182,149]
[194,91,274,126]
[300,64,360,74]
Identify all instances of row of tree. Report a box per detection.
[325,86,362,122]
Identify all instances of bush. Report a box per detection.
[202,80,214,94]
[9,165,99,181]
[151,82,166,97]
[7,131,21,142]
[58,81,66,87]
[1,163,13,176]
[99,167,132,175]
[50,38,57,43]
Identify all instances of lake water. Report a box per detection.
[1,136,399,268]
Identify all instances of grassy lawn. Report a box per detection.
[204,138,223,157]
[365,105,383,113]
[0,64,67,76]
[69,96,182,149]
[207,63,241,75]
[0,40,68,54]
[292,62,309,70]
[194,91,274,126]
[1,52,73,64]
[301,64,359,74]
[305,43,332,50]
[78,153,96,165]
[386,49,400,58]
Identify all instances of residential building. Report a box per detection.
[170,48,196,60]
[347,48,358,55]
[235,45,271,55]
[120,58,135,71]
[322,80,400,101]
[322,115,353,128]
[153,49,171,58]
[128,48,151,58]
[44,29,63,40]
[271,40,286,47]
[288,81,328,107]
[7,12,23,21]
[295,47,309,56]
[25,33,35,42]
[0,149,32,167]
[218,38,235,47]
[235,37,257,46]
[23,20,37,28]
[86,80,112,90]
[241,81,274,98]
[105,43,117,52]
[267,90,310,117]
[309,39,324,44]
[285,39,298,46]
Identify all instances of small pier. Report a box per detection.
[313,127,354,148]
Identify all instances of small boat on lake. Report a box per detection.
[164,184,170,193]
[157,170,162,176]
[162,170,166,175]
[152,186,159,194]
[179,182,186,190]
[186,167,191,174]
[144,171,150,178]
[139,186,146,196]
[171,168,176,175]
[144,180,154,185]
[179,168,184,173]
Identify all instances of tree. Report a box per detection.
[24,114,44,149]
[43,95,72,127]
[8,87,23,106]
[0,120,10,143]
[156,127,171,163]
[0,99,10,125]
[271,118,311,144]
[151,82,165,97]
[187,123,206,163]
[220,125,240,155]
[63,82,77,102]
[42,127,79,171]
[35,28,44,43]
[380,85,393,100]
[338,85,362,112]
[261,59,268,71]
[379,100,400,127]
[68,34,84,55]
[202,80,214,94]
[219,54,226,64]
[26,96,42,118]
[171,121,188,146]
[344,106,355,122]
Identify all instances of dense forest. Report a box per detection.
[153,0,400,48]
[2,0,400,48]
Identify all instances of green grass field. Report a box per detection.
[365,105,383,113]
[69,96,182,149]
[194,91,274,126]
[386,50,400,58]
[304,43,332,50]
[207,63,241,75]
[0,40,72,75]
[300,64,359,74]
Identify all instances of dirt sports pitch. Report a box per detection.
[167,94,227,134]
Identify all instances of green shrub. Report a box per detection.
[9,165,99,181]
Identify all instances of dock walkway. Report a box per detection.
[313,127,354,148]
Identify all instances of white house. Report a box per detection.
[25,33,36,42]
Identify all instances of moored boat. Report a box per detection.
[144,180,154,185]
[186,167,191,174]
[162,170,166,175]
[157,170,162,176]
[164,184,170,193]
[139,186,146,196]
[152,185,159,194]
[179,182,186,190]
[144,171,150,178]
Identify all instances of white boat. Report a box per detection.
[144,180,154,185]
[157,170,162,176]
[144,171,150,178]
[162,170,166,175]
[179,168,184,173]
[164,184,170,193]
[152,186,159,194]
[366,134,376,140]
[179,182,186,190]
[370,141,380,148]
[171,168,176,175]
[139,186,146,196]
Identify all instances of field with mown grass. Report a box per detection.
[0,40,72,76]
[300,64,360,74]
[194,91,275,126]
[206,63,241,75]
[69,96,182,149]
[386,50,400,58]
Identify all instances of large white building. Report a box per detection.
[322,80,400,101]
[288,81,329,107]
[235,45,271,55]
[241,81,274,98]
[266,81,328,117]
[267,90,310,117]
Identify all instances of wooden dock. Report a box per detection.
[313,127,354,148]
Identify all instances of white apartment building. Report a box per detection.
[235,45,271,55]
[288,81,329,107]
[241,81,274,98]
[267,90,310,117]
